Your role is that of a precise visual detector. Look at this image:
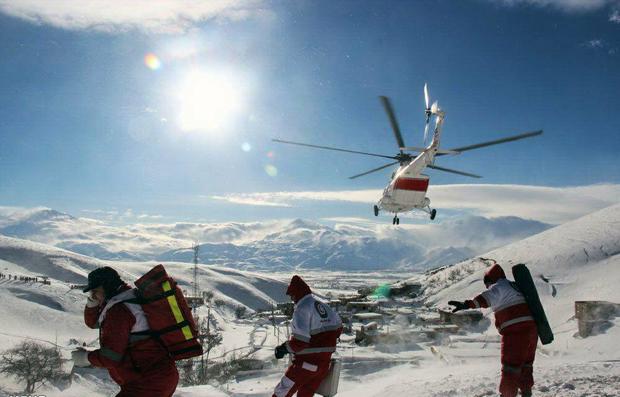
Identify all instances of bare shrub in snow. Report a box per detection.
[213,353,240,389]
[235,305,247,319]
[178,359,198,386]
[0,341,64,393]
[423,258,491,296]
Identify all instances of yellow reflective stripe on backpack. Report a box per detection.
[162,281,194,340]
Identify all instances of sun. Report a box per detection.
[177,69,244,132]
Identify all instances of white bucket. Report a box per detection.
[316,355,342,397]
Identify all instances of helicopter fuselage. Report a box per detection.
[378,109,444,216]
[378,154,432,214]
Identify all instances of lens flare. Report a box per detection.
[241,142,252,152]
[144,53,162,70]
[264,164,278,177]
[267,151,275,158]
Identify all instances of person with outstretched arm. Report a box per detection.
[449,264,538,397]
[272,275,343,397]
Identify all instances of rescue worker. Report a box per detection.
[449,264,538,397]
[71,267,179,397]
[273,275,343,397]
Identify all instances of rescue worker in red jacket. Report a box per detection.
[71,267,179,397]
[273,275,343,397]
[449,264,538,397]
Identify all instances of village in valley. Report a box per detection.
[2,202,618,396]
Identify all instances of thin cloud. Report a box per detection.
[80,208,164,223]
[209,184,620,224]
[490,0,618,13]
[137,214,164,220]
[610,9,620,22]
[429,184,620,224]
[585,39,604,48]
[0,0,270,34]
[210,194,293,208]
[581,38,617,55]
[210,190,379,208]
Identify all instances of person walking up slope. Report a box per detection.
[449,263,538,397]
[273,275,342,397]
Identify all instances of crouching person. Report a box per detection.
[71,267,179,397]
[449,264,538,397]
[273,275,342,397]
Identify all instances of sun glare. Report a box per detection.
[177,70,245,132]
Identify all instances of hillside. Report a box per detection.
[420,203,620,362]
[0,235,288,354]
[0,205,618,396]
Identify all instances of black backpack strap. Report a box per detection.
[509,281,522,293]
[120,288,176,305]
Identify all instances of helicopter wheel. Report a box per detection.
[430,209,437,221]
[392,216,397,225]
[374,205,379,217]
[396,217,400,225]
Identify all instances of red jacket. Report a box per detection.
[465,265,535,334]
[84,285,176,386]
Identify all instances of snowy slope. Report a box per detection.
[0,235,288,353]
[190,205,620,397]
[2,206,618,397]
[343,204,620,396]
[425,203,620,322]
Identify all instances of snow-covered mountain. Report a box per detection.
[0,205,618,397]
[0,207,549,271]
[0,234,287,310]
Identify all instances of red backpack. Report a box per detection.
[127,264,203,360]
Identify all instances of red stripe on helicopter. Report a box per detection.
[394,178,429,192]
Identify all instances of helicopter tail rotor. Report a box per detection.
[423,83,431,145]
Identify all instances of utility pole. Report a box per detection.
[192,242,199,300]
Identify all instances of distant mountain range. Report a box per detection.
[0,207,550,271]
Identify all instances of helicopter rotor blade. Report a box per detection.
[427,164,482,178]
[436,130,543,156]
[349,161,401,180]
[272,139,397,160]
[379,96,406,150]
[423,122,430,146]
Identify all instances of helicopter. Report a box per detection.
[273,84,542,225]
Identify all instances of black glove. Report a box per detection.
[448,300,468,313]
[275,343,289,359]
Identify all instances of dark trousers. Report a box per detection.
[500,322,538,397]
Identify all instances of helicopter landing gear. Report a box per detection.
[373,205,379,217]
[430,208,437,220]
[392,215,400,225]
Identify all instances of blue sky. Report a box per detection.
[0,0,619,223]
